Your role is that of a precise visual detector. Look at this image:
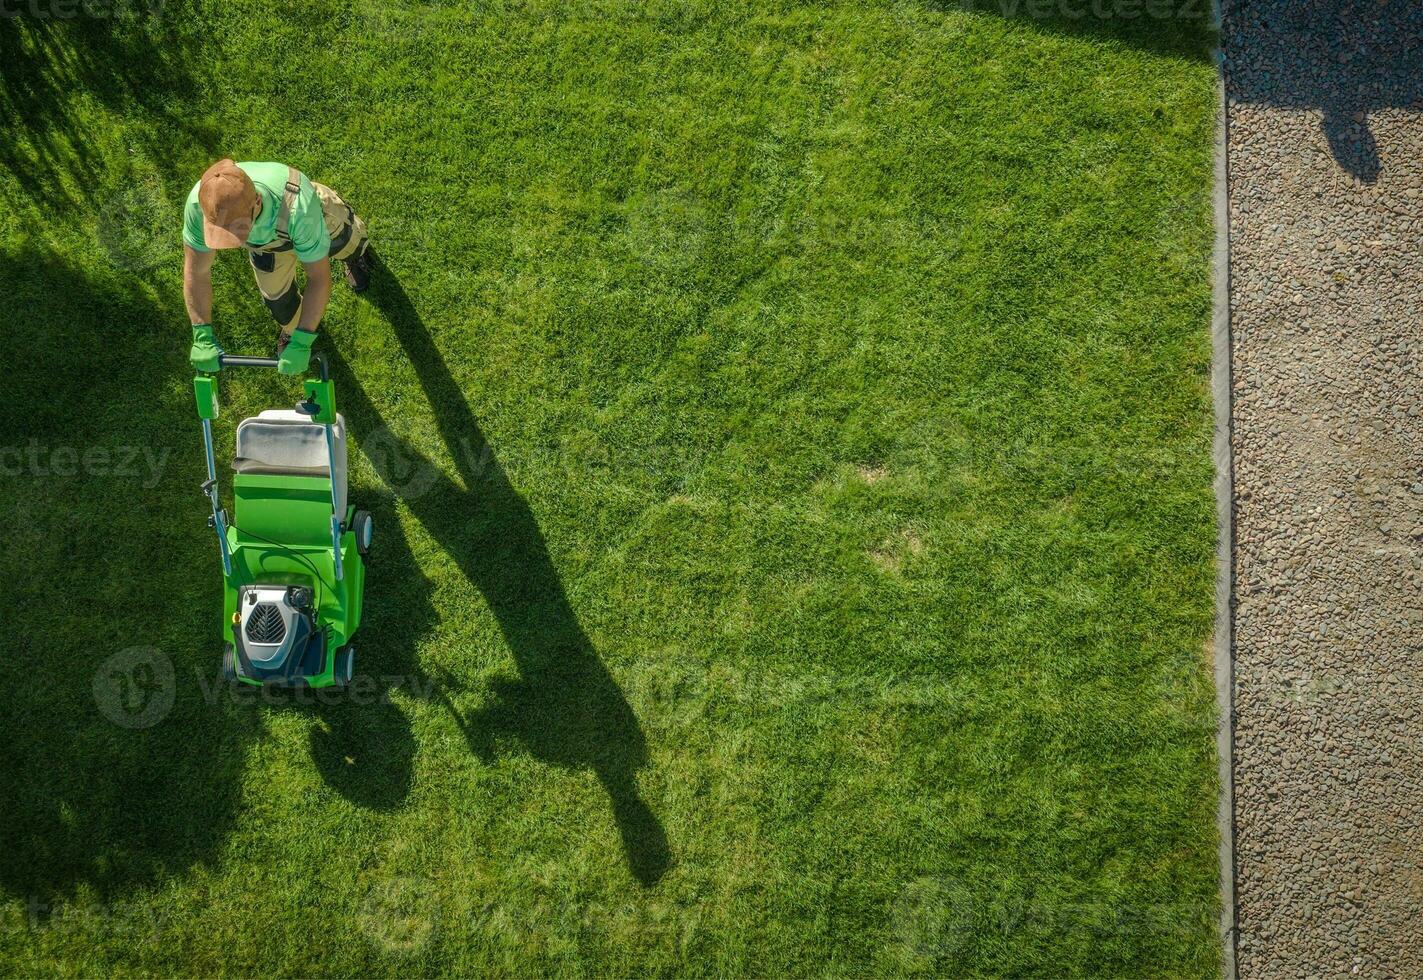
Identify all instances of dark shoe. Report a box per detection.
[343,244,374,293]
[276,329,293,356]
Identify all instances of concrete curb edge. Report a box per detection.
[1210,13,1239,979]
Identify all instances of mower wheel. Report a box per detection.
[353,510,374,557]
[221,644,237,682]
[334,645,355,687]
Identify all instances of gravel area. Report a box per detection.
[1225,2,1423,975]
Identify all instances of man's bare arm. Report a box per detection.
[183,244,216,324]
[296,259,332,334]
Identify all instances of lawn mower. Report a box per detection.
[194,353,372,687]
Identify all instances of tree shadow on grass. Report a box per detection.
[0,245,244,903]
[938,0,1217,64]
[323,261,671,886]
[0,3,214,215]
[950,0,1423,183]
[0,243,426,898]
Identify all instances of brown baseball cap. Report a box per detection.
[198,159,257,249]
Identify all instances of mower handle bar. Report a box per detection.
[218,353,329,381]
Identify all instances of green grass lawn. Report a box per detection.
[0,1,1220,974]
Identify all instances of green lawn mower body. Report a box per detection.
[194,355,370,688]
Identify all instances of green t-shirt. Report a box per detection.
[182,162,330,263]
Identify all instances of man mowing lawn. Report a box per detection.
[183,159,374,375]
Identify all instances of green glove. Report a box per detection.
[278,328,316,375]
[189,323,222,373]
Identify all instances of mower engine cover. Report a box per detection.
[236,583,318,676]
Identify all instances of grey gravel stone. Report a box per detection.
[1226,1,1423,976]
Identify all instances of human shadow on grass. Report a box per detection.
[322,262,671,886]
[295,526,423,811]
[0,245,243,903]
[0,242,419,902]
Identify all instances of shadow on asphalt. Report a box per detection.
[324,257,672,887]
